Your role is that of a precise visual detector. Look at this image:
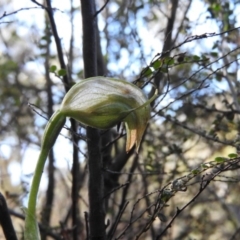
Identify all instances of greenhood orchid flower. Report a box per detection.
[60,77,155,151]
[24,77,157,239]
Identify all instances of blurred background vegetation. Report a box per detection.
[1,0,240,239]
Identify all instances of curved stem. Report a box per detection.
[24,110,66,240]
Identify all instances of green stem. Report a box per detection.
[24,110,66,240]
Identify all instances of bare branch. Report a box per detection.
[94,0,110,17]
[0,193,17,240]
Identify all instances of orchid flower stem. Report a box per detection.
[24,111,66,240]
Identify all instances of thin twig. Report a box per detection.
[102,182,129,199]
[155,176,210,239]
[0,7,44,21]
[31,0,48,9]
[109,201,129,240]
[84,212,89,240]
[94,0,110,17]
[45,0,71,91]
[161,113,234,146]
[0,193,17,240]
[155,159,239,239]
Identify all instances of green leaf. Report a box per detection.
[146,165,153,171]
[214,157,226,163]
[49,65,57,73]
[210,52,218,57]
[191,169,200,175]
[228,153,238,158]
[216,72,223,81]
[160,67,168,73]
[58,69,67,76]
[142,67,153,77]
[165,57,174,65]
[192,55,200,61]
[152,60,161,70]
[212,3,221,13]
[201,164,208,169]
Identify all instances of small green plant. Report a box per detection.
[24,76,157,239]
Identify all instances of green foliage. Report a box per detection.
[228,153,238,158]
[49,65,57,73]
[57,69,67,76]
[49,65,67,77]
[214,156,227,163]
